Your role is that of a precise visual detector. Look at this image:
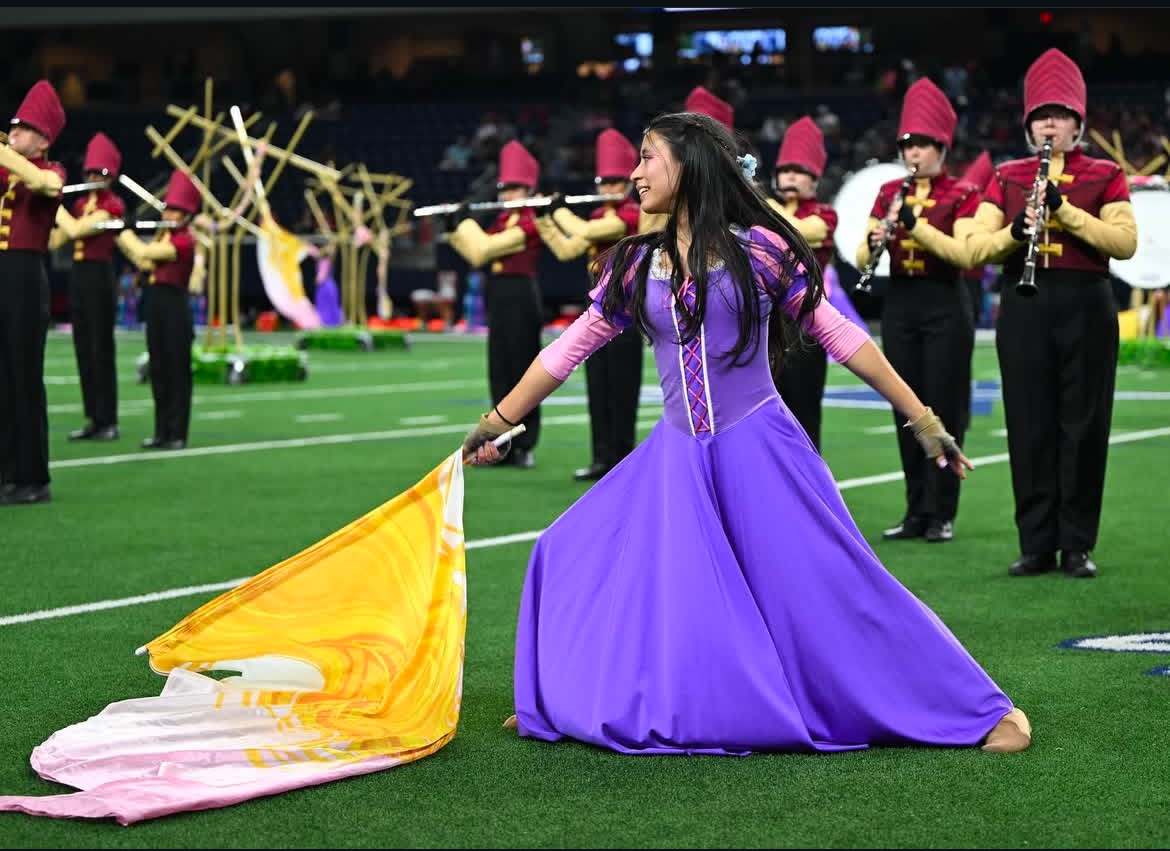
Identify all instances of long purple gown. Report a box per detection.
[513,226,1013,755]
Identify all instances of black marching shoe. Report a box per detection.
[1008,552,1057,577]
[510,448,535,469]
[883,515,927,541]
[69,423,99,440]
[90,425,119,441]
[925,520,954,543]
[0,484,52,505]
[573,462,610,482]
[142,436,167,450]
[162,439,187,450]
[1060,551,1098,579]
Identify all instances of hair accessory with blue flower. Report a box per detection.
[737,153,758,182]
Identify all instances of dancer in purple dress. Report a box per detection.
[463,112,1031,756]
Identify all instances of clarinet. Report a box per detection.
[855,165,919,294]
[1016,137,1054,297]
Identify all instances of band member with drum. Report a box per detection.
[959,48,1137,579]
[536,129,643,482]
[449,140,544,468]
[765,117,840,451]
[856,79,980,544]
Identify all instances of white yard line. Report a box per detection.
[47,378,487,415]
[7,424,1170,630]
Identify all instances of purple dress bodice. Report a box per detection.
[595,226,806,438]
[644,255,779,436]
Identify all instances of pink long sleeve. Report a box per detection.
[781,290,870,365]
[538,306,624,380]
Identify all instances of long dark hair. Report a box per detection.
[598,112,824,369]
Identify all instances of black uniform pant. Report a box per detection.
[484,274,542,452]
[0,252,50,488]
[881,274,974,524]
[774,336,828,451]
[996,270,1117,554]
[70,260,118,429]
[145,285,193,443]
[585,325,643,468]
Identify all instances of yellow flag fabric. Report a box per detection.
[256,215,322,328]
[0,450,467,824]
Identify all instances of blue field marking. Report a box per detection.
[823,380,1000,416]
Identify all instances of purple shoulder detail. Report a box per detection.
[588,244,647,328]
[746,225,808,299]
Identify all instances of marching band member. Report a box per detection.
[957,150,995,330]
[856,78,980,544]
[116,169,200,451]
[536,128,643,481]
[684,85,734,134]
[51,132,126,442]
[765,116,841,450]
[959,48,1137,579]
[0,80,66,506]
[449,140,544,468]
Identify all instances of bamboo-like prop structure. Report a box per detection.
[149,81,414,344]
[165,105,343,182]
[1090,128,1170,177]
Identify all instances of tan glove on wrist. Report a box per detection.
[462,412,513,462]
[905,407,960,461]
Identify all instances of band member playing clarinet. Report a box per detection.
[449,140,544,468]
[536,129,643,482]
[959,48,1137,579]
[855,79,980,545]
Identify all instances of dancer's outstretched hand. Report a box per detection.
[905,407,975,480]
[462,413,512,466]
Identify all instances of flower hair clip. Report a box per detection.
[737,153,758,182]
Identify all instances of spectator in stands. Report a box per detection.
[438,136,472,171]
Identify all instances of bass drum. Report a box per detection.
[1110,179,1170,290]
[831,161,908,277]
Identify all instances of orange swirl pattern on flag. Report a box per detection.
[145,449,467,765]
[0,450,468,824]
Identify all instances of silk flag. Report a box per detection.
[256,216,323,329]
[0,450,467,825]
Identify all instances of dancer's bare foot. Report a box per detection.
[503,714,518,730]
[981,707,1032,753]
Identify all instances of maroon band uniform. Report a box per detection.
[965,49,1138,574]
[0,79,66,503]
